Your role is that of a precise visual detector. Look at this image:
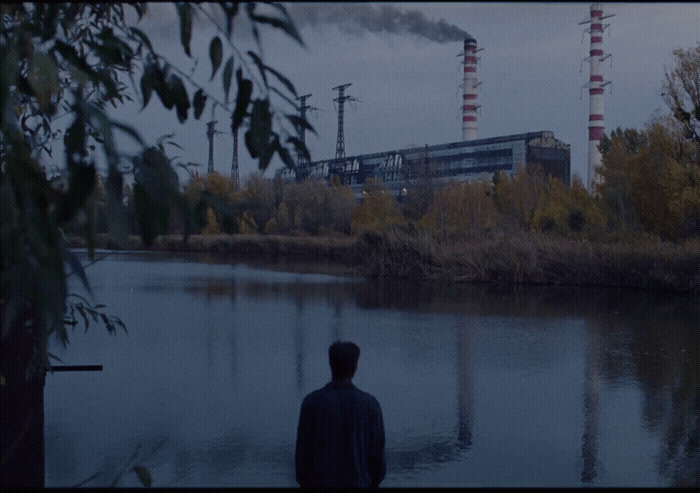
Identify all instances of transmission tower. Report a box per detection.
[296,93,317,167]
[332,83,356,160]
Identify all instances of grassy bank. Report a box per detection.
[69,232,700,292]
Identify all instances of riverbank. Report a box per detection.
[69,232,700,292]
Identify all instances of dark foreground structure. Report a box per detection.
[278,130,571,199]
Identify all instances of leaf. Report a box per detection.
[130,27,153,53]
[61,242,92,297]
[93,27,134,70]
[154,68,174,110]
[277,140,295,170]
[140,64,156,109]
[177,3,193,57]
[265,63,297,97]
[132,466,152,487]
[76,304,89,331]
[101,312,114,333]
[209,36,223,81]
[47,352,65,364]
[54,41,118,98]
[264,2,305,47]
[221,3,239,37]
[129,3,146,21]
[247,51,267,87]
[193,89,206,120]
[268,86,297,110]
[245,99,273,161]
[222,56,234,103]
[287,136,310,162]
[232,68,252,132]
[286,114,316,135]
[58,163,96,224]
[28,51,60,113]
[169,75,189,123]
[250,12,304,48]
[114,317,128,334]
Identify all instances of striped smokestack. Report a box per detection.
[581,4,613,191]
[462,36,480,141]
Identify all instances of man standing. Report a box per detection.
[295,341,386,487]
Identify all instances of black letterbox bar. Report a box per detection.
[50,365,103,372]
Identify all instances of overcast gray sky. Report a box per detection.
[109,2,700,185]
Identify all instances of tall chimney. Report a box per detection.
[581,4,613,192]
[462,36,481,141]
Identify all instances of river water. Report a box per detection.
[45,251,699,487]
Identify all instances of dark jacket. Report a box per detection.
[295,381,386,487]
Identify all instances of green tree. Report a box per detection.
[1,3,310,486]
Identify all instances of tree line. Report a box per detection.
[81,107,699,244]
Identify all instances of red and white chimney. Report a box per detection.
[581,4,613,191]
[462,36,481,141]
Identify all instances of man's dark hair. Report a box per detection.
[329,341,360,380]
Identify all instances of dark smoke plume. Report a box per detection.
[289,3,469,43]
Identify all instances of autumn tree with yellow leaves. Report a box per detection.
[597,118,700,240]
[351,178,404,234]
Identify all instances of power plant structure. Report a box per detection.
[295,93,317,167]
[332,83,357,160]
[580,3,613,192]
[460,35,482,141]
[278,34,571,199]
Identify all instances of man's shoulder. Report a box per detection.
[354,386,380,405]
[302,384,380,406]
[301,387,326,403]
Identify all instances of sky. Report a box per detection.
[107,2,700,186]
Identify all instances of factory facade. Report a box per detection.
[278,130,571,199]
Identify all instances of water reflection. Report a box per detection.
[581,321,601,483]
[47,253,700,487]
[456,315,473,447]
[294,290,304,393]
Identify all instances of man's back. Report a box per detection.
[295,381,386,487]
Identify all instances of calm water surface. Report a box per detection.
[45,251,700,487]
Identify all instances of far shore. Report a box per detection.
[68,232,700,293]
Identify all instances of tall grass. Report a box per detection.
[73,231,700,292]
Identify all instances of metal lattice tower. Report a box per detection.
[206,120,217,174]
[580,3,613,192]
[296,94,317,167]
[332,83,355,160]
[230,115,239,188]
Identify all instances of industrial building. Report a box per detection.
[279,131,571,198]
[278,34,571,198]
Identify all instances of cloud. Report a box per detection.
[288,3,470,43]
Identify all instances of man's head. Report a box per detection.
[329,341,360,381]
